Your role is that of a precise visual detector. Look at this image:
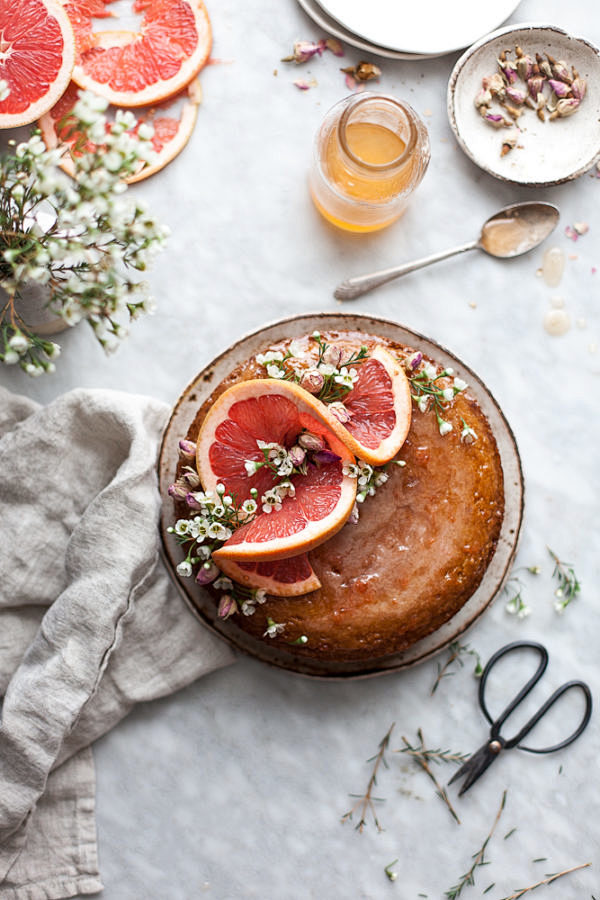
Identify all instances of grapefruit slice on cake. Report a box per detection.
[0,0,76,128]
[320,345,412,466]
[39,78,202,182]
[63,0,212,107]
[215,553,321,597]
[196,380,357,563]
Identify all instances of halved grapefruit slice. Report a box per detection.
[64,0,212,107]
[39,78,201,182]
[196,380,357,562]
[323,345,412,466]
[0,0,76,128]
[216,554,321,597]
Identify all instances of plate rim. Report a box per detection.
[447,22,600,186]
[159,312,525,680]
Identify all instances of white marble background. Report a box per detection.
[1,0,599,896]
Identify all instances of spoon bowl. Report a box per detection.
[334,200,560,300]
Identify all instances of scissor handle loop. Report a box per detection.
[479,641,592,752]
[479,641,548,736]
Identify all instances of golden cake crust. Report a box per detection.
[175,331,504,663]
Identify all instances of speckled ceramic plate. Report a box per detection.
[158,313,524,680]
[448,24,600,186]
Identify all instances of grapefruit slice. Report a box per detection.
[216,554,321,597]
[39,78,201,182]
[196,380,357,562]
[64,0,212,107]
[0,0,76,128]
[322,345,412,466]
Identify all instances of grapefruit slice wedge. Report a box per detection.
[216,554,321,598]
[39,78,201,182]
[196,380,357,562]
[323,345,412,466]
[0,0,76,128]
[64,0,212,106]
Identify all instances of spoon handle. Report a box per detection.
[334,241,479,301]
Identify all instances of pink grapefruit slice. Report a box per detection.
[321,345,412,466]
[196,380,357,563]
[64,0,212,107]
[216,554,321,597]
[38,78,201,182]
[0,0,76,128]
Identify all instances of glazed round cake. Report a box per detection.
[168,329,505,664]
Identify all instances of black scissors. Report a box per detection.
[448,641,592,795]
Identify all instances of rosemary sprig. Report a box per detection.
[548,547,581,612]
[398,730,466,824]
[431,641,483,694]
[496,861,591,899]
[341,723,394,832]
[444,790,507,898]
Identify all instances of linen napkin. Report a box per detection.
[0,386,236,899]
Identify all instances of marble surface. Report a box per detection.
[2,0,600,896]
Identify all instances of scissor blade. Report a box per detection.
[448,742,499,795]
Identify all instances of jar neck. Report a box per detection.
[335,93,419,175]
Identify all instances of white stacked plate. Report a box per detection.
[297,0,522,59]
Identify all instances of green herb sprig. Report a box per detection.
[398,730,467,824]
[341,723,394,832]
[444,790,507,898]
[431,641,483,694]
[496,861,591,899]
[548,547,581,613]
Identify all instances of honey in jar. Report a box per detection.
[309,93,430,233]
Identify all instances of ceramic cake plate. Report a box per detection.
[158,313,524,680]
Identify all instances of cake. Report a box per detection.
[168,330,505,664]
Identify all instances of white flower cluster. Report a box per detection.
[261,479,295,514]
[343,459,389,504]
[0,90,168,374]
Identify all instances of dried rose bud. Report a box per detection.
[325,37,344,57]
[505,85,527,105]
[549,97,580,119]
[293,78,316,91]
[217,594,236,619]
[168,479,188,500]
[405,351,423,370]
[500,130,519,157]
[498,59,518,83]
[195,561,219,585]
[474,87,492,109]
[571,76,586,101]
[300,368,324,394]
[178,439,196,459]
[185,491,205,510]
[502,102,522,120]
[328,401,351,424]
[536,92,546,110]
[312,449,341,466]
[548,78,571,98]
[516,53,534,80]
[322,344,343,367]
[482,73,506,98]
[551,59,573,84]
[527,75,545,99]
[483,112,512,128]
[288,444,306,467]
[282,40,325,64]
[298,431,325,451]
[341,61,381,82]
[536,53,553,78]
[181,468,201,489]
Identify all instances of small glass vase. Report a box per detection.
[309,92,431,233]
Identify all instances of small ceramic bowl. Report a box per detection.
[447,23,600,186]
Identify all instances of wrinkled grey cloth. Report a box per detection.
[0,387,235,899]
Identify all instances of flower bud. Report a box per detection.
[298,431,325,451]
[300,368,324,394]
[498,59,517,84]
[195,561,219,584]
[186,491,206,510]
[527,75,545,99]
[535,53,553,79]
[288,444,306,467]
[217,594,237,619]
[328,401,351,424]
[322,344,343,368]
[516,53,534,81]
[483,113,512,128]
[182,468,201,488]
[168,479,188,500]
[178,439,196,459]
[505,86,527,105]
[482,73,505,98]
[571,76,586,101]
[551,59,573,84]
[405,351,423,370]
[549,98,580,119]
[548,78,571,99]
[312,449,341,466]
[474,87,492,109]
[282,40,325,64]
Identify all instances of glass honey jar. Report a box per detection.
[309,93,430,233]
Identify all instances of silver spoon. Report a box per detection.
[334,201,560,301]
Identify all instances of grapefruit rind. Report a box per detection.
[0,0,76,129]
[69,0,212,107]
[215,554,321,597]
[196,379,358,563]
